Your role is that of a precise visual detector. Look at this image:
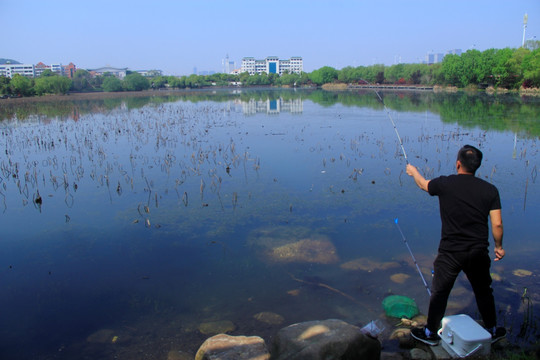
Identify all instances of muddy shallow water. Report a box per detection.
[0,89,539,359]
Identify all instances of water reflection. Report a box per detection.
[0,89,538,359]
[238,97,303,115]
[2,90,540,136]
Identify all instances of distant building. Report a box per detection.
[63,63,77,78]
[424,52,444,64]
[241,56,303,75]
[447,49,462,56]
[434,53,445,63]
[88,66,128,79]
[423,49,462,65]
[0,63,35,78]
[34,62,64,77]
[222,54,235,74]
[135,70,163,77]
[34,62,49,77]
[1,61,77,78]
[198,70,216,76]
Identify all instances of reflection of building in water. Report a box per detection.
[240,97,303,115]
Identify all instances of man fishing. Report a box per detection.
[406,144,506,345]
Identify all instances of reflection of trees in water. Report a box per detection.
[2,89,539,136]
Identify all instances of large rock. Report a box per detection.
[195,334,270,360]
[270,319,380,360]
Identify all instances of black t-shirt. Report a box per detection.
[428,174,501,252]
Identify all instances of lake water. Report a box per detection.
[1,89,539,359]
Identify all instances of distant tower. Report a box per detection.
[222,54,232,74]
[522,13,528,47]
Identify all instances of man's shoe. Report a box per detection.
[490,327,506,344]
[411,327,440,346]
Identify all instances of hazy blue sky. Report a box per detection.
[1,0,539,75]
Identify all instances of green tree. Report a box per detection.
[504,47,529,89]
[338,66,357,83]
[309,66,338,85]
[279,72,301,86]
[298,71,310,85]
[40,69,56,77]
[122,73,150,91]
[151,75,168,89]
[267,72,278,85]
[521,48,540,87]
[168,76,185,89]
[367,64,385,83]
[384,63,406,84]
[410,69,422,84]
[102,76,123,92]
[10,74,33,96]
[185,74,208,88]
[34,77,49,95]
[239,72,251,85]
[71,69,93,92]
[490,48,514,87]
[459,49,482,86]
[50,76,71,94]
[0,76,11,95]
[441,54,464,86]
[34,75,72,95]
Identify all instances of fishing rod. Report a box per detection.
[360,80,409,164]
[359,82,426,293]
[394,218,431,297]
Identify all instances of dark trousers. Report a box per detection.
[426,249,496,332]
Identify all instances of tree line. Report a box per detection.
[1,42,538,98]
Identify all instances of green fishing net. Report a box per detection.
[382,295,419,319]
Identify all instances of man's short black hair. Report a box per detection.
[457,145,483,174]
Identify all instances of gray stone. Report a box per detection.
[195,334,270,360]
[410,348,431,360]
[430,344,451,359]
[270,318,380,360]
[380,351,404,360]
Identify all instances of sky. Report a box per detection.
[1,0,539,76]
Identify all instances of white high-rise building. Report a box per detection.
[241,56,303,75]
[0,64,35,78]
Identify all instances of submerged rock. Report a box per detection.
[513,269,533,277]
[491,272,502,281]
[268,238,339,264]
[86,329,115,344]
[340,257,400,272]
[287,288,301,296]
[271,319,380,360]
[248,227,339,264]
[390,273,410,284]
[198,320,236,335]
[390,328,410,340]
[253,311,285,325]
[168,350,194,360]
[195,334,269,360]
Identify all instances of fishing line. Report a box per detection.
[359,80,409,164]
[374,90,409,164]
[394,218,431,297]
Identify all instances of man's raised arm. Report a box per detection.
[406,164,430,192]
